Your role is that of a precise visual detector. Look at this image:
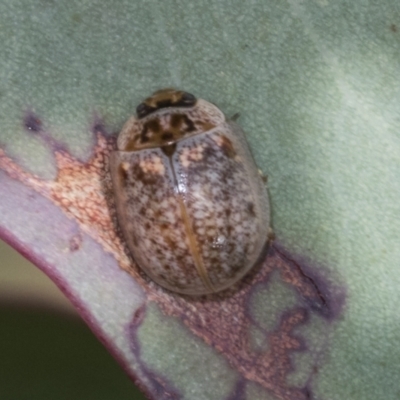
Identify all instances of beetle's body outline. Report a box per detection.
[110,89,270,295]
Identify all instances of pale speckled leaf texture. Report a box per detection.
[0,1,399,399]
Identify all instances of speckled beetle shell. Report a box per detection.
[110,89,270,295]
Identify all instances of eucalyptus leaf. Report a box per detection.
[0,1,399,399]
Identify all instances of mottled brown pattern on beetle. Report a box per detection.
[175,130,259,287]
[112,150,207,292]
[219,135,237,158]
[0,132,337,400]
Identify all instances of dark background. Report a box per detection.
[0,240,147,400]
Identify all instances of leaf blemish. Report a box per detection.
[0,129,346,400]
[69,233,82,252]
[23,111,42,133]
[22,110,72,155]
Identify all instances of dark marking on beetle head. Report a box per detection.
[123,90,222,151]
[24,112,42,133]
[170,113,182,128]
[170,113,196,132]
[135,112,201,148]
[145,119,162,134]
[161,132,174,141]
[138,119,161,145]
[136,88,197,119]
[141,135,150,144]
[136,102,154,119]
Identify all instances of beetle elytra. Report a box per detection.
[110,89,270,295]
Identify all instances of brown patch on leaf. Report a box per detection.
[0,134,133,274]
[145,246,334,400]
[0,133,342,400]
[69,233,82,252]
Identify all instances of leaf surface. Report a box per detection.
[0,1,399,399]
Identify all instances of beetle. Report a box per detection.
[110,89,270,295]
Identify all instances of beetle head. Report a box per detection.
[136,89,197,119]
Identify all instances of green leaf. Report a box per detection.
[0,0,399,399]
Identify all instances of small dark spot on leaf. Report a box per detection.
[69,233,82,252]
[92,120,106,135]
[24,112,42,133]
[390,24,397,32]
[132,304,146,326]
